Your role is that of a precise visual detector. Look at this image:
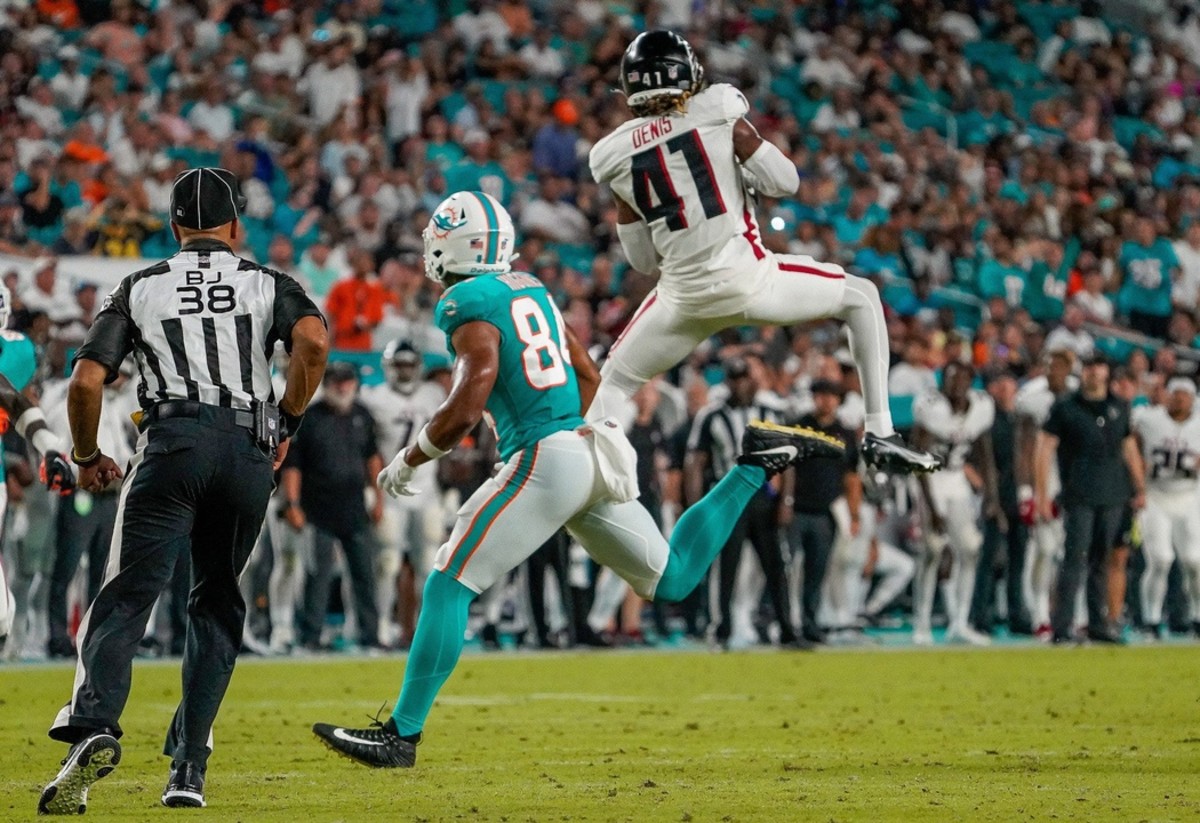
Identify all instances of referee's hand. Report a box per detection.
[78,454,124,493]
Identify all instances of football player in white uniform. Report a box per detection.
[911,362,997,645]
[1015,349,1077,638]
[360,340,447,647]
[1132,377,1200,638]
[587,30,937,476]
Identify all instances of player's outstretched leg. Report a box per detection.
[656,421,844,601]
[833,277,940,474]
[312,570,475,768]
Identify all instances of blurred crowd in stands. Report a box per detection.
[3,0,1200,660]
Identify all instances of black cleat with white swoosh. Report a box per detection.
[738,420,845,476]
[313,717,418,768]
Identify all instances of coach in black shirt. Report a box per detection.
[789,380,860,642]
[283,362,384,650]
[1036,354,1145,643]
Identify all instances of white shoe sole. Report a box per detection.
[162,788,206,808]
[38,734,121,815]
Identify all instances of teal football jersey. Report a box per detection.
[435,272,584,461]
[0,330,37,392]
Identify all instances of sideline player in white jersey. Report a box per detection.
[586,30,937,476]
[1132,377,1200,638]
[911,361,997,645]
[1014,349,1077,638]
[0,284,76,645]
[359,340,447,647]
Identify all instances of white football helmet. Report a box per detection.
[422,191,517,283]
[382,338,423,394]
[0,283,11,329]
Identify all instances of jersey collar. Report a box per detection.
[180,239,234,253]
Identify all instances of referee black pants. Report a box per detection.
[715,490,797,644]
[47,491,119,652]
[1052,503,1124,638]
[789,510,836,636]
[49,415,274,769]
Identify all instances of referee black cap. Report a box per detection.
[170,167,246,230]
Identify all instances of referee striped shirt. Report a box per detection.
[686,395,783,482]
[74,240,322,411]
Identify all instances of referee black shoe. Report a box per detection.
[862,432,941,474]
[38,731,121,815]
[313,716,419,768]
[162,761,206,808]
[738,420,845,476]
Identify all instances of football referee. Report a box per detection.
[37,168,329,816]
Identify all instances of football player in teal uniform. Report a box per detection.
[312,192,844,767]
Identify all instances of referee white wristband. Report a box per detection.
[416,426,451,460]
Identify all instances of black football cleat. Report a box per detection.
[38,732,121,816]
[313,717,418,768]
[162,761,205,808]
[738,420,845,475]
[862,432,941,474]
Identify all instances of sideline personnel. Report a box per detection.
[1036,354,1144,645]
[37,168,328,815]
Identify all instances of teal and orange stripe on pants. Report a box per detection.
[441,445,540,580]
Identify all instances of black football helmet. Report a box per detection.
[619,30,705,115]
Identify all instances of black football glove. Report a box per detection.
[40,450,76,496]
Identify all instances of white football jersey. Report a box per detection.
[1014,374,1078,427]
[360,380,447,498]
[590,84,768,310]
[1015,374,1077,497]
[1133,405,1200,493]
[913,388,995,474]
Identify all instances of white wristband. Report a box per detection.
[31,427,64,457]
[14,407,64,455]
[416,425,451,460]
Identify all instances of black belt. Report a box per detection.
[141,400,255,432]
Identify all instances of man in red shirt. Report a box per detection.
[324,249,394,350]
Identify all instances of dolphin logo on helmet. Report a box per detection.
[422,191,518,283]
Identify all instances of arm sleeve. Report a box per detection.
[435,284,500,343]
[73,279,134,382]
[616,220,661,275]
[361,407,380,459]
[716,84,750,122]
[271,270,324,353]
[1043,400,1065,437]
[740,140,799,198]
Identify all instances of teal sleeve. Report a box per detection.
[435,283,502,348]
[1164,242,1181,269]
[0,333,38,392]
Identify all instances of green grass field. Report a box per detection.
[3,646,1199,822]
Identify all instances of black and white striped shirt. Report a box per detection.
[74,240,322,411]
[687,395,783,482]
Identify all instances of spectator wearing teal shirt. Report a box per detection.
[852,225,906,279]
[1024,238,1077,322]
[1118,217,1179,339]
[830,188,887,247]
[977,235,1027,308]
[424,115,464,171]
[444,130,513,208]
[958,90,1012,145]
